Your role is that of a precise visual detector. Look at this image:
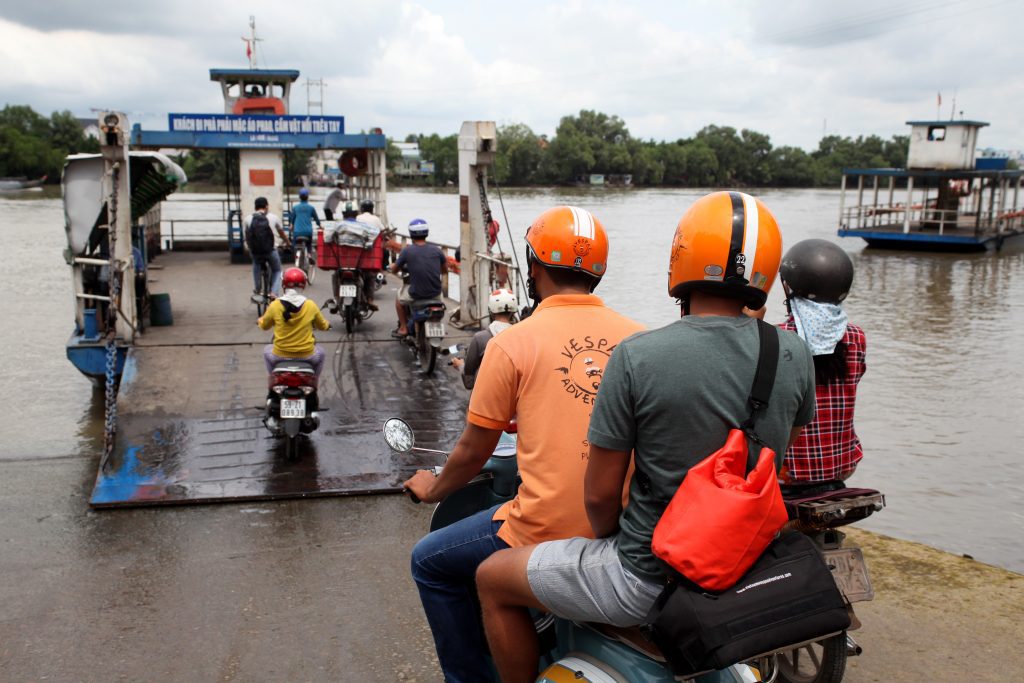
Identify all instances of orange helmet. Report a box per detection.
[667,191,782,308]
[525,206,609,285]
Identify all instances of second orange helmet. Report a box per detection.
[525,206,609,282]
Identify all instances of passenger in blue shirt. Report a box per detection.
[289,187,321,242]
[289,188,321,271]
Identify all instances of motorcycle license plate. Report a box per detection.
[280,399,306,419]
[824,547,873,603]
[338,284,358,298]
[425,321,445,338]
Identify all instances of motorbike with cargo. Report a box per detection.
[385,419,856,683]
[383,418,883,683]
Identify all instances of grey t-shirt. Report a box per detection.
[587,315,816,582]
[395,242,445,299]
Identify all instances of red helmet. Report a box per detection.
[282,267,307,290]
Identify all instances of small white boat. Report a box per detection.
[0,176,46,191]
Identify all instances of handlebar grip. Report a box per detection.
[404,488,421,504]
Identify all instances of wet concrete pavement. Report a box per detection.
[4,451,1022,682]
[2,452,443,681]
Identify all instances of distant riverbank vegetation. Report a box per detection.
[3,104,908,190]
[396,110,909,189]
[0,105,99,181]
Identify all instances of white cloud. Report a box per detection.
[1,0,1022,152]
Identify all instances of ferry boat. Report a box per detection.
[837,120,1024,252]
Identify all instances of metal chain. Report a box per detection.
[103,163,122,459]
[476,171,495,249]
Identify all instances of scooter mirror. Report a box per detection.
[383,418,415,453]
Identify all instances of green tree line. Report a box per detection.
[0,105,99,180]
[398,110,909,188]
[2,104,908,190]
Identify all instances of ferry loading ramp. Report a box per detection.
[90,251,473,508]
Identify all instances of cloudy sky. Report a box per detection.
[1,0,1020,152]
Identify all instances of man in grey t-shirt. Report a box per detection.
[475,192,815,682]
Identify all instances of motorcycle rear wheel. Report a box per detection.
[344,305,356,334]
[416,324,438,374]
[285,434,301,460]
[776,631,847,683]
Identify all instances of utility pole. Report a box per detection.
[305,78,325,115]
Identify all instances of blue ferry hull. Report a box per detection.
[66,333,128,382]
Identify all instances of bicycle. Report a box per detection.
[293,236,316,285]
[252,256,273,316]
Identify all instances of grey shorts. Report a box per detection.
[398,284,412,305]
[527,536,664,627]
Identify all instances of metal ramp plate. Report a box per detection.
[88,251,473,508]
[91,341,467,507]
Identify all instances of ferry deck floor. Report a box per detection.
[91,250,474,507]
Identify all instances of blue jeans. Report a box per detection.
[411,504,509,683]
[252,251,282,295]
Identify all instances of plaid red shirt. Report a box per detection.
[779,320,866,483]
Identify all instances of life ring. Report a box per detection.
[339,150,369,177]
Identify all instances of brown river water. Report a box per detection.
[2,186,1022,573]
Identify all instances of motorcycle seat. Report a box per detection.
[272,361,315,373]
[410,298,444,310]
[585,622,666,662]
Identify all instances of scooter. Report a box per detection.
[407,298,447,374]
[331,266,372,334]
[383,418,759,683]
[265,359,320,460]
[774,484,885,683]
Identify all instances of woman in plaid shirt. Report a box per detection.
[776,239,866,484]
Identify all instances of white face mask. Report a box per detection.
[790,297,848,355]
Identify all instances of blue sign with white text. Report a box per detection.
[166,113,345,148]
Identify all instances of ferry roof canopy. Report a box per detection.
[906,120,989,128]
[841,167,1022,179]
[209,69,300,83]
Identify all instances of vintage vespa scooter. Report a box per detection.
[383,418,760,683]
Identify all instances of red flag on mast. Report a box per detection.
[937,92,942,108]
[245,39,252,60]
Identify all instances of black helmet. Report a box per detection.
[359,198,374,213]
[341,200,359,218]
[779,239,854,304]
[254,196,268,210]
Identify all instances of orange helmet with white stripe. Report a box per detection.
[668,191,782,308]
[525,206,609,284]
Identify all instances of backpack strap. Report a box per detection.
[739,319,779,450]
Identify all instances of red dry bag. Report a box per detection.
[651,429,788,591]
[651,319,788,591]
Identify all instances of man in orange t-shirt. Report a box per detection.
[404,206,643,683]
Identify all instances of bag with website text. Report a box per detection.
[650,319,788,591]
[648,531,851,676]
